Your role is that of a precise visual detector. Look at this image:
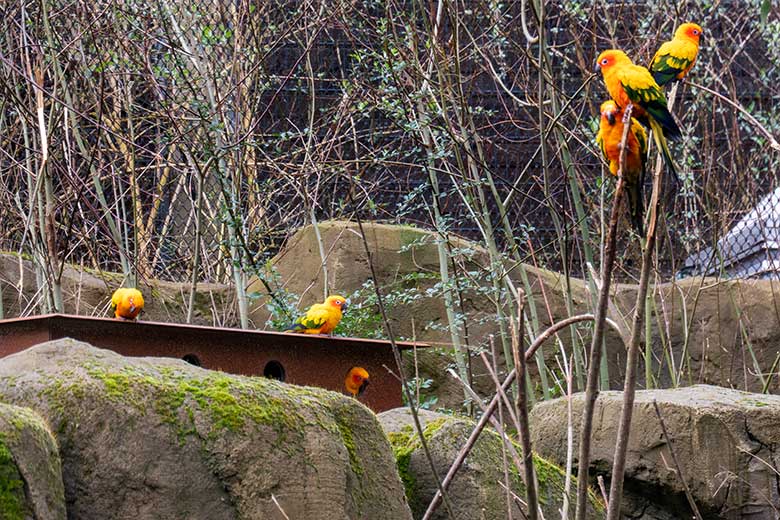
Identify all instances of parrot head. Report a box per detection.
[325,294,348,312]
[676,22,703,43]
[599,100,620,126]
[594,49,631,74]
[345,367,370,397]
[125,289,145,317]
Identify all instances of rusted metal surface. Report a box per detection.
[0,314,428,413]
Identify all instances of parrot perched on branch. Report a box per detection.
[285,294,348,335]
[650,23,703,86]
[345,367,370,398]
[595,49,681,179]
[596,100,648,234]
[111,288,145,321]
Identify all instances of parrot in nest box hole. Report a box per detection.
[596,100,648,234]
[650,22,703,86]
[595,49,681,180]
[285,295,348,335]
[345,367,370,398]
[111,288,145,321]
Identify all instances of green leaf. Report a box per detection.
[761,0,772,23]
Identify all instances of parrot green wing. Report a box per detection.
[632,118,648,163]
[651,53,693,86]
[651,40,697,86]
[299,307,330,330]
[620,66,681,139]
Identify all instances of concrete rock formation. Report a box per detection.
[530,385,780,519]
[248,221,595,408]
[0,339,412,520]
[377,407,604,519]
[251,220,780,403]
[0,403,66,520]
[0,253,234,326]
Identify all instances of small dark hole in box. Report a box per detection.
[182,354,201,367]
[263,360,286,382]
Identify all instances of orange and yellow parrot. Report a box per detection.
[345,367,370,398]
[111,287,145,321]
[285,294,348,335]
[596,100,647,234]
[595,49,681,179]
[650,23,703,86]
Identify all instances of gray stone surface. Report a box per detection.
[378,407,604,520]
[530,385,780,519]
[0,252,234,326]
[0,403,66,520]
[0,339,412,520]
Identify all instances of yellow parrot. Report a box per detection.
[596,100,648,234]
[595,49,680,179]
[650,23,703,86]
[285,294,348,335]
[111,288,145,321]
[344,367,370,398]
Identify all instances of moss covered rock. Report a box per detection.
[0,403,65,520]
[378,407,604,519]
[531,385,780,519]
[0,339,412,520]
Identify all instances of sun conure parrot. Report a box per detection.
[650,23,703,86]
[285,294,348,335]
[595,49,681,179]
[111,288,145,320]
[596,100,648,234]
[344,367,370,398]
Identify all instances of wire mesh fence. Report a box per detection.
[0,0,779,307]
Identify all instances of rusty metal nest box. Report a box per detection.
[0,314,429,413]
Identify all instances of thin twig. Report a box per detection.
[513,298,539,520]
[688,80,780,151]
[423,313,627,519]
[448,368,527,485]
[606,97,666,519]
[559,350,574,520]
[597,475,609,509]
[479,349,522,435]
[652,400,702,519]
[350,200,457,519]
[574,104,634,520]
[271,494,291,520]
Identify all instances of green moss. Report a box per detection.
[739,397,769,407]
[421,418,448,438]
[385,418,449,505]
[398,227,428,248]
[0,438,28,520]
[148,286,163,300]
[37,373,88,434]
[335,415,362,477]
[387,425,418,503]
[83,363,311,445]
[386,416,606,517]
[0,250,33,262]
[6,407,47,442]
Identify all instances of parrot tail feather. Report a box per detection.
[626,180,645,235]
[284,323,306,332]
[646,105,682,140]
[652,69,678,88]
[649,118,680,182]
